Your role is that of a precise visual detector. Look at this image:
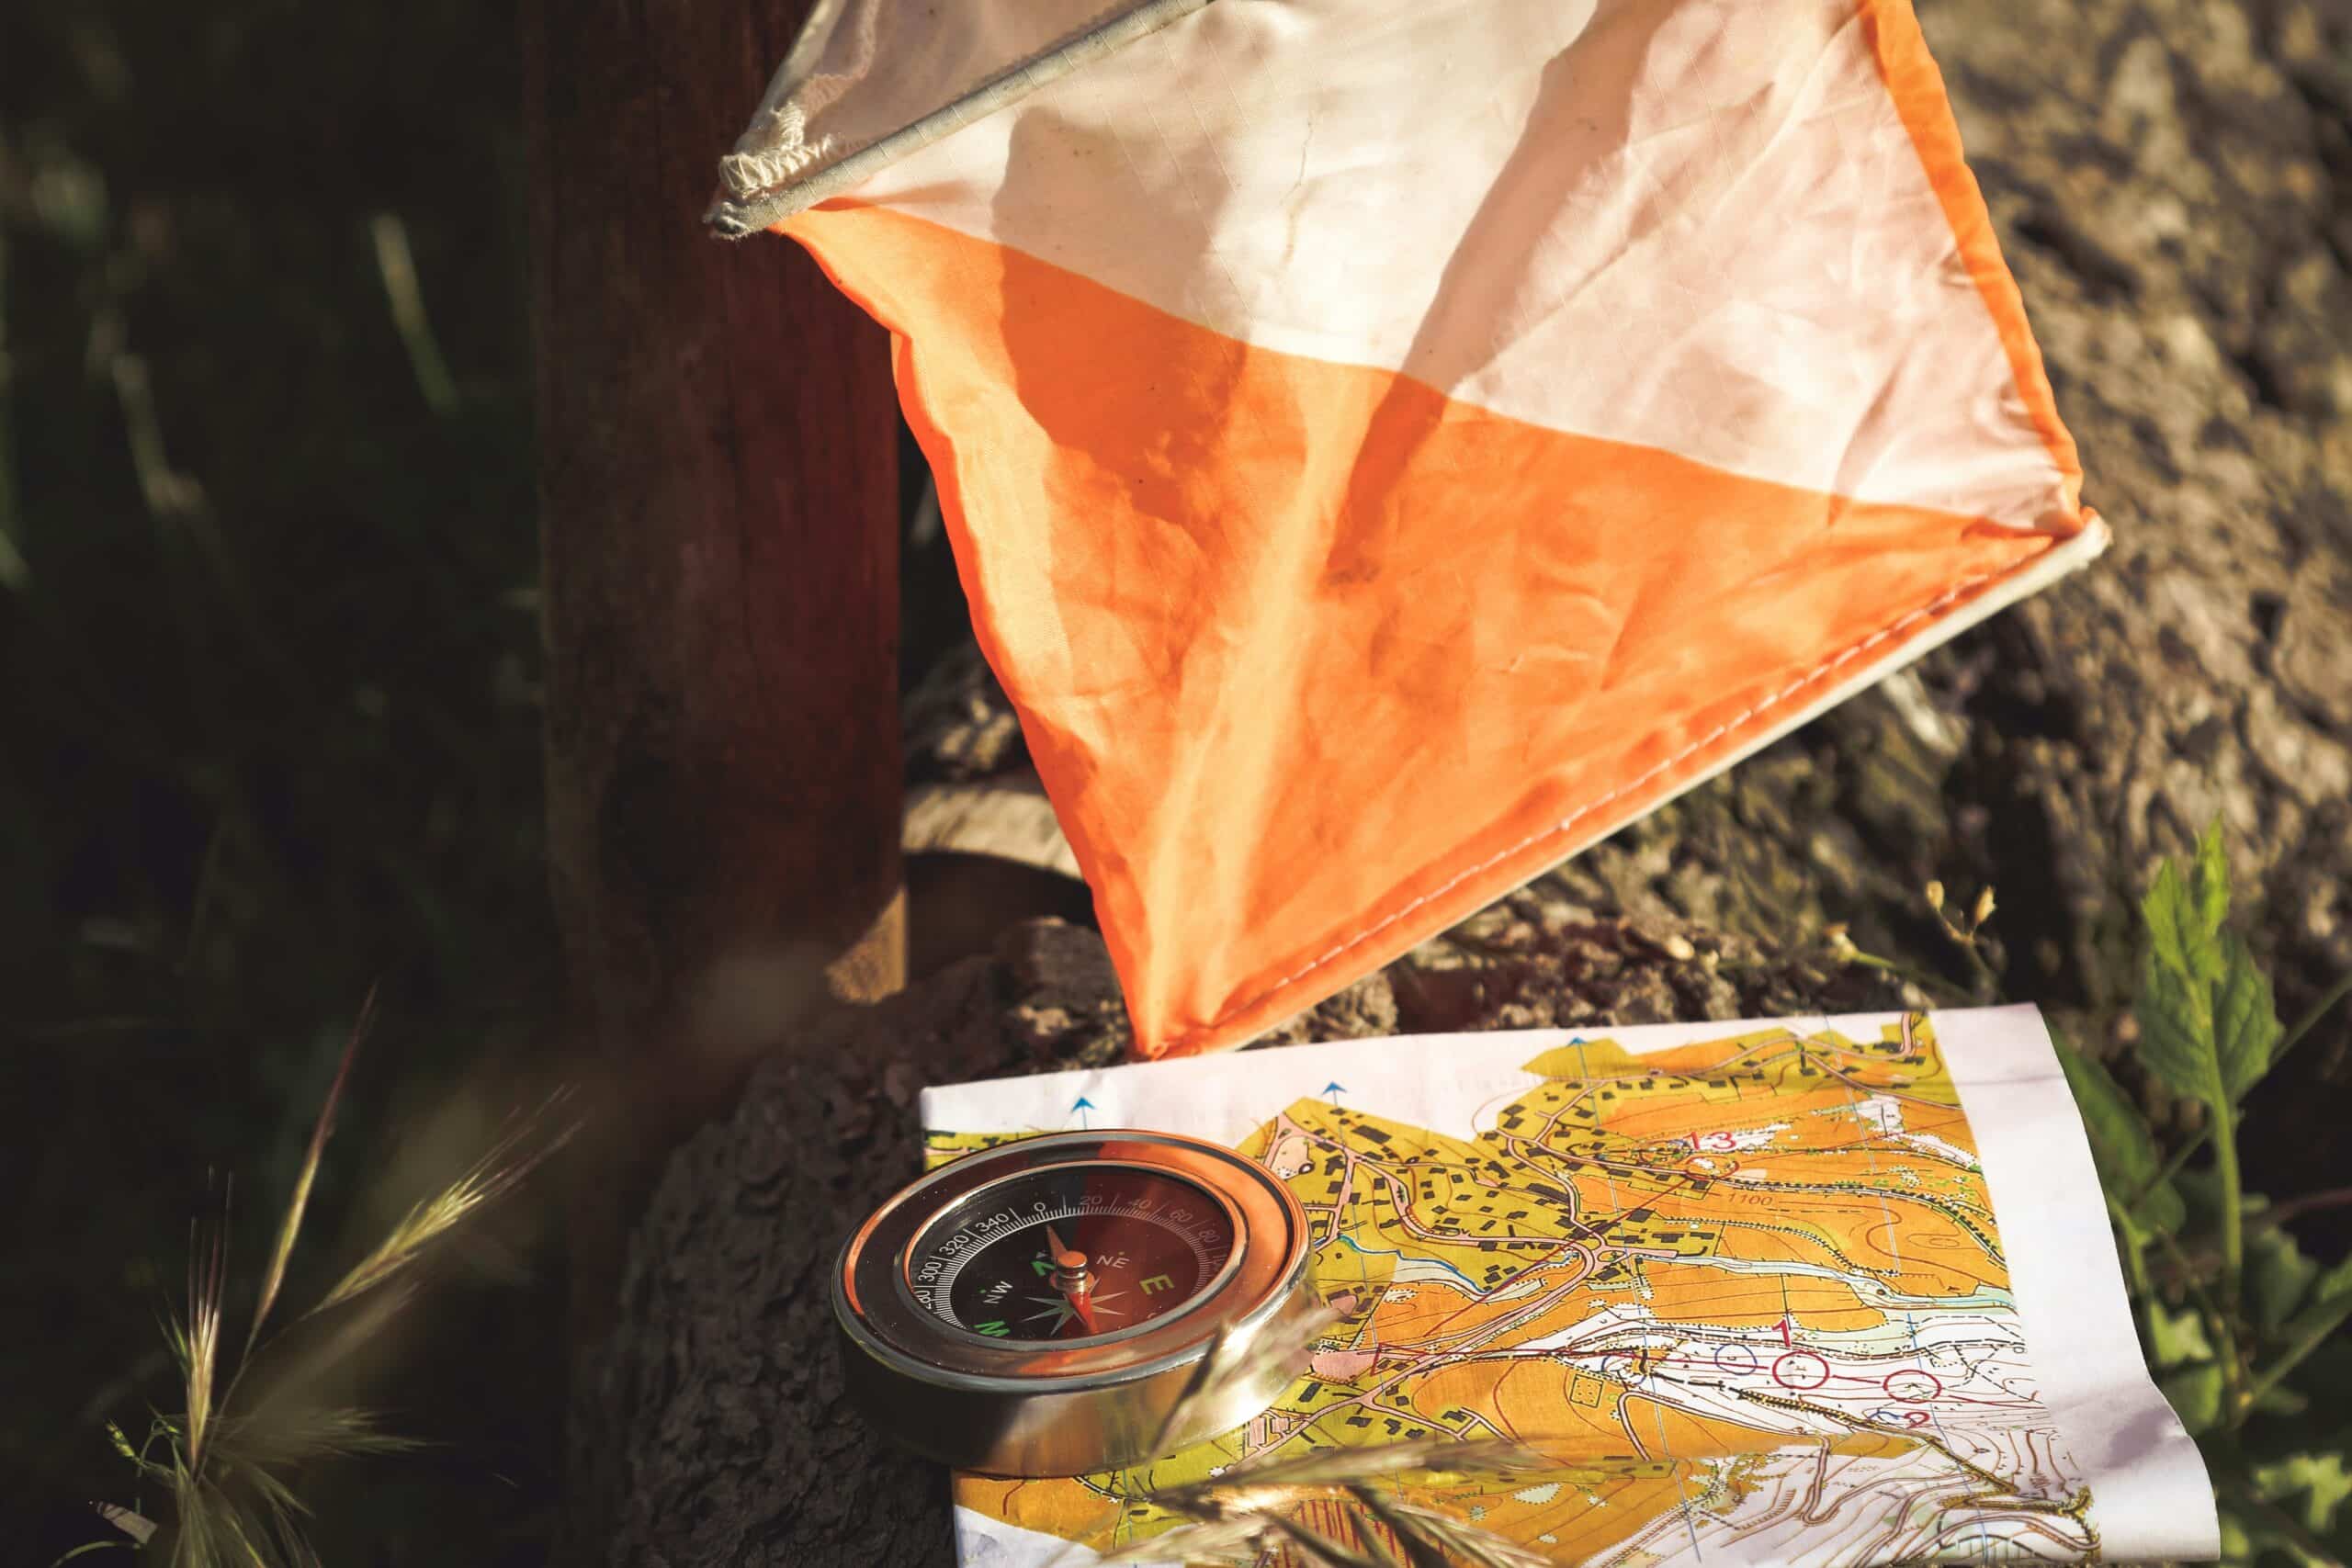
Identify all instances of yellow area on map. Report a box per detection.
[933,1016,2097,1565]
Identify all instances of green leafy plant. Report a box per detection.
[74,998,576,1566]
[2060,823,2352,1568]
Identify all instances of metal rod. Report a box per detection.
[708,0,1221,236]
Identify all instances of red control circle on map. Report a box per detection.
[1883,1368,1942,1403]
[1771,1350,1831,1390]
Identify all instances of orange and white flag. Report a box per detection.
[714,0,2098,1059]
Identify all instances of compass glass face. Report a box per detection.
[907,1165,1235,1342]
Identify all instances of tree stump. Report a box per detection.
[520,0,906,1350]
[566,914,1906,1565]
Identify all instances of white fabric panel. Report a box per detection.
[842,0,2071,530]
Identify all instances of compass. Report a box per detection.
[832,1129,1316,1476]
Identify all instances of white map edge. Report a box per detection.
[1933,1004,2220,1562]
[956,1504,1121,1568]
[924,1004,2219,1566]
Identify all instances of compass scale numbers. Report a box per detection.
[836,1130,1316,1477]
[908,1168,1235,1342]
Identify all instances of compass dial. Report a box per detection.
[908,1165,1235,1342]
[835,1129,1315,1476]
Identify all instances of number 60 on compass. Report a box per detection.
[831,1130,1319,1477]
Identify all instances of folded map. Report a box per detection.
[921,1006,2217,1566]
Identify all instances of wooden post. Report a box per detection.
[520,0,903,1337]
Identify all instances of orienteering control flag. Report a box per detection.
[713,0,2100,1058]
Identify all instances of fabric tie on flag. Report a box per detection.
[714,0,2100,1059]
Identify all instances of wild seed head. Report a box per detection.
[175,1193,231,1472]
[113,993,580,1568]
[1143,1295,1343,1461]
[1082,1513,1267,1566]
[311,1089,576,1316]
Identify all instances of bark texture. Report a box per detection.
[522,0,905,1340]
[1912,0,2352,1182]
[526,0,907,1065]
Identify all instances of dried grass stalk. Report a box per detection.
[1146,1297,1343,1461]
[1358,1497,1558,1568]
[1345,1485,1454,1568]
[311,1089,575,1316]
[1083,1513,1269,1566]
[100,997,582,1568]
[1149,1437,1538,1520]
[172,1197,230,1472]
[245,989,373,1357]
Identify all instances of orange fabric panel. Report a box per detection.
[787,202,2066,1056]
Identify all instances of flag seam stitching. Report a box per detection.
[1162,555,2022,1052]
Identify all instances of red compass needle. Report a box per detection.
[1044,1224,1101,1336]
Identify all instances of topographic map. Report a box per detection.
[922,1008,2215,1566]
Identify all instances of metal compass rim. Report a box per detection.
[832,1128,1309,1396]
